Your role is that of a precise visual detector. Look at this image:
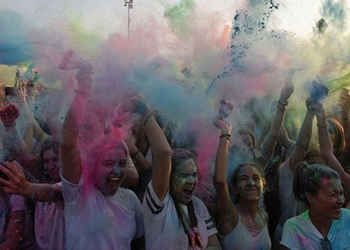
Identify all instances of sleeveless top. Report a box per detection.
[218,212,271,250]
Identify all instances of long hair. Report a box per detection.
[327,118,345,157]
[171,149,202,249]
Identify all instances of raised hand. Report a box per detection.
[0,161,29,195]
[0,103,20,127]
[213,115,232,136]
[123,95,151,119]
[279,70,296,103]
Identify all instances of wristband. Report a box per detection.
[278,100,288,106]
[220,134,231,142]
[143,113,154,126]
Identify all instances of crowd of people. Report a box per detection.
[0,61,349,250]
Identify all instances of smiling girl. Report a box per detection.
[60,65,144,250]
[213,116,271,250]
[280,163,350,250]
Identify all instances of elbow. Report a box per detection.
[214,177,227,188]
[153,147,173,160]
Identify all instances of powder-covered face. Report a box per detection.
[170,158,198,205]
[308,178,344,220]
[95,147,127,196]
[234,165,264,201]
[42,149,60,182]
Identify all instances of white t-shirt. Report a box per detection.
[281,209,350,250]
[143,181,217,250]
[61,176,144,250]
[35,182,65,250]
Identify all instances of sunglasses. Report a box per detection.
[320,238,332,250]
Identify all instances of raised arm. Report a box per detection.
[0,161,62,202]
[315,102,350,195]
[278,123,296,156]
[0,104,46,181]
[260,71,295,162]
[213,114,238,236]
[288,98,315,173]
[125,96,172,201]
[338,88,350,165]
[60,65,93,184]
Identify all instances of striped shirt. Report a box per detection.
[143,181,217,250]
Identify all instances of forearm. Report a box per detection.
[297,110,314,150]
[316,113,333,157]
[214,136,230,185]
[31,118,49,142]
[289,110,314,171]
[121,164,139,188]
[60,87,90,183]
[3,125,40,174]
[143,113,172,200]
[129,145,151,172]
[25,182,62,202]
[143,114,172,160]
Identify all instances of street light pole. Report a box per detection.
[124,0,133,39]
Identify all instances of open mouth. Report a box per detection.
[184,188,194,197]
[106,173,122,190]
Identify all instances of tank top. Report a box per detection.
[218,212,271,250]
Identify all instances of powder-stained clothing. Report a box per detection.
[61,176,144,250]
[281,209,350,250]
[218,212,271,250]
[35,182,65,250]
[143,181,217,250]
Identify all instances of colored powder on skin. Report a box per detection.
[321,177,329,186]
[1,1,350,200]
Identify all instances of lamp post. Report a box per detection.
[124,0,133,39]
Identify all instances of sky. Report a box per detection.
[0,0,333,38]
[1,0,350,176]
